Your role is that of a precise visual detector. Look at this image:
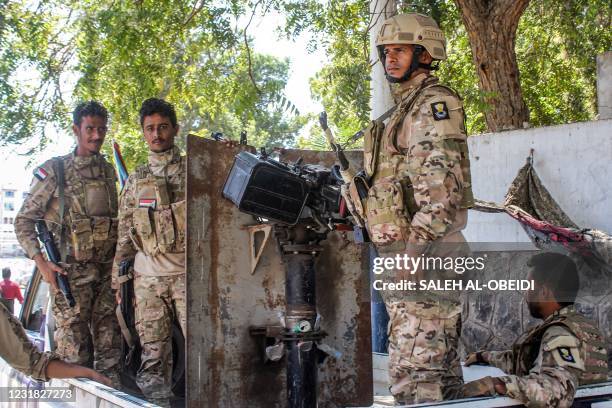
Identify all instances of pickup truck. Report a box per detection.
[2,269,611,408]
[0,267,184,407]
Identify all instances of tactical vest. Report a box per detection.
[513,308,609,385]
[361,77,474,244]
[49,155,118,263]
[129,157,186,256]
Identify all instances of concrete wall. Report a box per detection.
[598,52,612,120]
[464,119,612,243]
[460,119,612,369]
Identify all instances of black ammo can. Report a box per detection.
[222,151,310,225]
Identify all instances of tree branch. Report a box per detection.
[244,0,264,95]
[183,0,206,27]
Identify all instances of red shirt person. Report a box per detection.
[0,267,23,314]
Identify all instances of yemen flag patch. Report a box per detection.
[34,167,48,181]
[139,199,156,209]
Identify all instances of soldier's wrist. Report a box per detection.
[31,251,43,261]
[493,377,507,395]
[476,351,487,364]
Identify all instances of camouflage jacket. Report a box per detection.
[1,303,59,381]
[14,150,118,264]
[484,305,608,407]
[364,73,472,245]
[112,146,186,289]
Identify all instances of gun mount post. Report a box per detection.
[275,223,329,408]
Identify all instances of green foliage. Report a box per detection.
[1,0,609,160]
[0,0,72,151]
[278,0,371,149]
[288,0,611,145]
[516,0,611,127]
[0,0,304,168]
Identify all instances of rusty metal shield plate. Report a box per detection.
[186,135,372,407]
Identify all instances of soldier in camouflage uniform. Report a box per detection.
[463,253,608,407]
[0,303,111,385]
[342,13,473,404]
[112,98,186,406]
[14,101,122,387]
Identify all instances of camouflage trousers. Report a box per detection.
[384,299,463,404]
[52,261,121,387]
[134,273,186,403]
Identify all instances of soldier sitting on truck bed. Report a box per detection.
[463,252,609,407]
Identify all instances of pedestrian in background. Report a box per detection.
[0,267,23,314]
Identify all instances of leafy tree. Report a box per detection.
[285,0,610,146]
[0,0,303,168]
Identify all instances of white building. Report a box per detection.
[0,184,26,256]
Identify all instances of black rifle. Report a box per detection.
[35,220,76,307]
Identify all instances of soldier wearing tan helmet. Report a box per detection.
[343,13,473,404]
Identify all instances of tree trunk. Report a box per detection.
[455,0,531,132]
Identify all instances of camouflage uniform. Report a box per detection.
[365,71,472,404]
[337,16,474,404]
[464,305,609,407]
[112,146,186,404]
[0,302,60,381]
[14,151,121,386]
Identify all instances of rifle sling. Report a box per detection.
[347,105,397,146]
[53,159,67,264]
[116,305,135,349]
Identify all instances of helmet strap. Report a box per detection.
[385,45,431,83]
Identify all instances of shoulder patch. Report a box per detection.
[558,347,576,363]
[431,101,450,121]
[34,167,48,181]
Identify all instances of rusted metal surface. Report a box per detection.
[187,137,372,407]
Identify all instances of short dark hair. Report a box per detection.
[2,267,10,279]
[73,101,109,126]
[139,98,177,128]
[528,252,579,306]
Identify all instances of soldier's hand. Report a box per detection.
[115,290,121,305]
[465,351,487,366]
[34,255,66,291]
[461,376,497,397]
[464,352,478,366]
[84,368,112,387]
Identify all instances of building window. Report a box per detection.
[4,191,14,198]
[22,192,28,199]
[2,218,7,224]
[4,203,14,211]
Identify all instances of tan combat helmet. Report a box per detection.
[376,13,447,61]
[376,13,447,82]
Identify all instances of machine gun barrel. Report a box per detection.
[35,220,76,307]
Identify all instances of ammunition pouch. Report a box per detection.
[84,180,112,216]
[70,217,94,261]
[132,200,186,256]
[365,180,411,244]
[363,120,385,178]
[69,213,118,262]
